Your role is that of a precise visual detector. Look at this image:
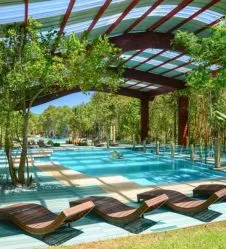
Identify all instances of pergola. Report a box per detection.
[2,0,226,144]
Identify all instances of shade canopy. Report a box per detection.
[1,0,226,103]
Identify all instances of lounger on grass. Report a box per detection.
[137,188,226,214]
[193,184,226,197]
[0,201,94,236]
[70,195,168,226]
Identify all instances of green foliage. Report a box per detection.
[174,22,226,143]
[0,18,123,185]
[53,142,60,147]
[0,19,123,108]
[76,141,88,146]
[38,105,73,137]
[174,22,226,93]
[150,93,177,143]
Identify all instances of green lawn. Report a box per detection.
[50,221,226,249]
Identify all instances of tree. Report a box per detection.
[174,22,226,130]
[174,21,226,166]
[0,19,123,185]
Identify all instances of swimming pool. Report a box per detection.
[36,148,226,186]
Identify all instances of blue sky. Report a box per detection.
[31,92,94,114]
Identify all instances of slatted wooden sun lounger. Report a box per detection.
[137,188,226,214]
[70,194,168,226]
[0,201,94,236]
[193,184,226,197]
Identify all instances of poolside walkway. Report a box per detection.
[0,149,226,249]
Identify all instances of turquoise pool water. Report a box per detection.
[36,149,226,186]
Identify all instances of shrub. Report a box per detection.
[76,141,88,146]
[47,140,54,145]
[53,143,61,147]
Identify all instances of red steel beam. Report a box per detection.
[121,0,217,67]
[31,83,175,107]
[123,49,144,64]
[156,16,223,76]
[144,14,222,74]
[87,0,112,34]
[125,0,164,33]
[24,0,29,26]
[162,61,191,75]
[147,53,183,72]
[117,2,221,76]
[194,18,222,34]
[124,0,194,63]
[132,50,165,69]
[52,0,76,53]
[124,68,186,89]
[147,0,194,32]
[109,32,176,52]
[104,0,139,35]
[168,0,220,32]
[58,0,76,36]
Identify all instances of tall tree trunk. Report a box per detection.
[4,114,18,184]
[18,111,29,184]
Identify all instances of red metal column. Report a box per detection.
[140,98,149,142]
[178,96,189,145]
[24,0,29,26]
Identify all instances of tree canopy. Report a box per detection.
[0,19,123,185]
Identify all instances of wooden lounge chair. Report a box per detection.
[137,188,226,214]
[69,194,168,226]
[193,184,226,197]
[0,201,94,236]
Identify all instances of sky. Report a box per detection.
[31,92,94,114]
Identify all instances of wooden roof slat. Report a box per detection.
[194,18,222,34]
[168,0,220,32]
[104,0,139,35]
[123,49,144,64]
[52,0,76,53]
[24,0,29,26]
[147,53,185,72]
[140,14,223,74]
[121,0,194,66]
[59,0,76,36]
[147,0,194,32]
[124,0,164,33]
[132,50,165,69]
[124,68,186,89]
[162,61,191,76]
[87,0,112,34]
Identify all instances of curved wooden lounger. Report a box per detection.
[69,194,168,226]
[193,184,226,197]
[0,201,94,236]
[137,188,226,214]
